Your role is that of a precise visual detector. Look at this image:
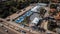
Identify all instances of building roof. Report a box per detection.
[31,3,47,12]
[31,17,39,24]
[37,3,47,6]
[31,6,40,12]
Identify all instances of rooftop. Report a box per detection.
[31,17,40,24]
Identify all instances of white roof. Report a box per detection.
[31,3,47,12]
[32,17,39,24]
[37,3,47,6]
[31,6,40,12]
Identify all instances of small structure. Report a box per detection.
[31,17,40,25]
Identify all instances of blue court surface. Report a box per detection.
[15,11,33,23]
[25,11,33,16]
[15,16,24,23]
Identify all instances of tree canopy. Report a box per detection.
[0,0,50,18]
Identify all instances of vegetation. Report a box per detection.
[0,0,35,18]
[22,16,30,25]
[0,0,18,18]
[47,21,57,31]
[0,0,49,18]
[39,8,46,18]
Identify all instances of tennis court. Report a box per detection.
[15,11,33,23]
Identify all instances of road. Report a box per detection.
[44,7,50,17]
[0,24,20,34]
[0,18,43,34]
[0,22,34,34]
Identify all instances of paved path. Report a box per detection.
[0,23,21,34]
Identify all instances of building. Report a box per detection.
[31,3,47,13]
[31,17,40,25]
[31,6,41,13]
